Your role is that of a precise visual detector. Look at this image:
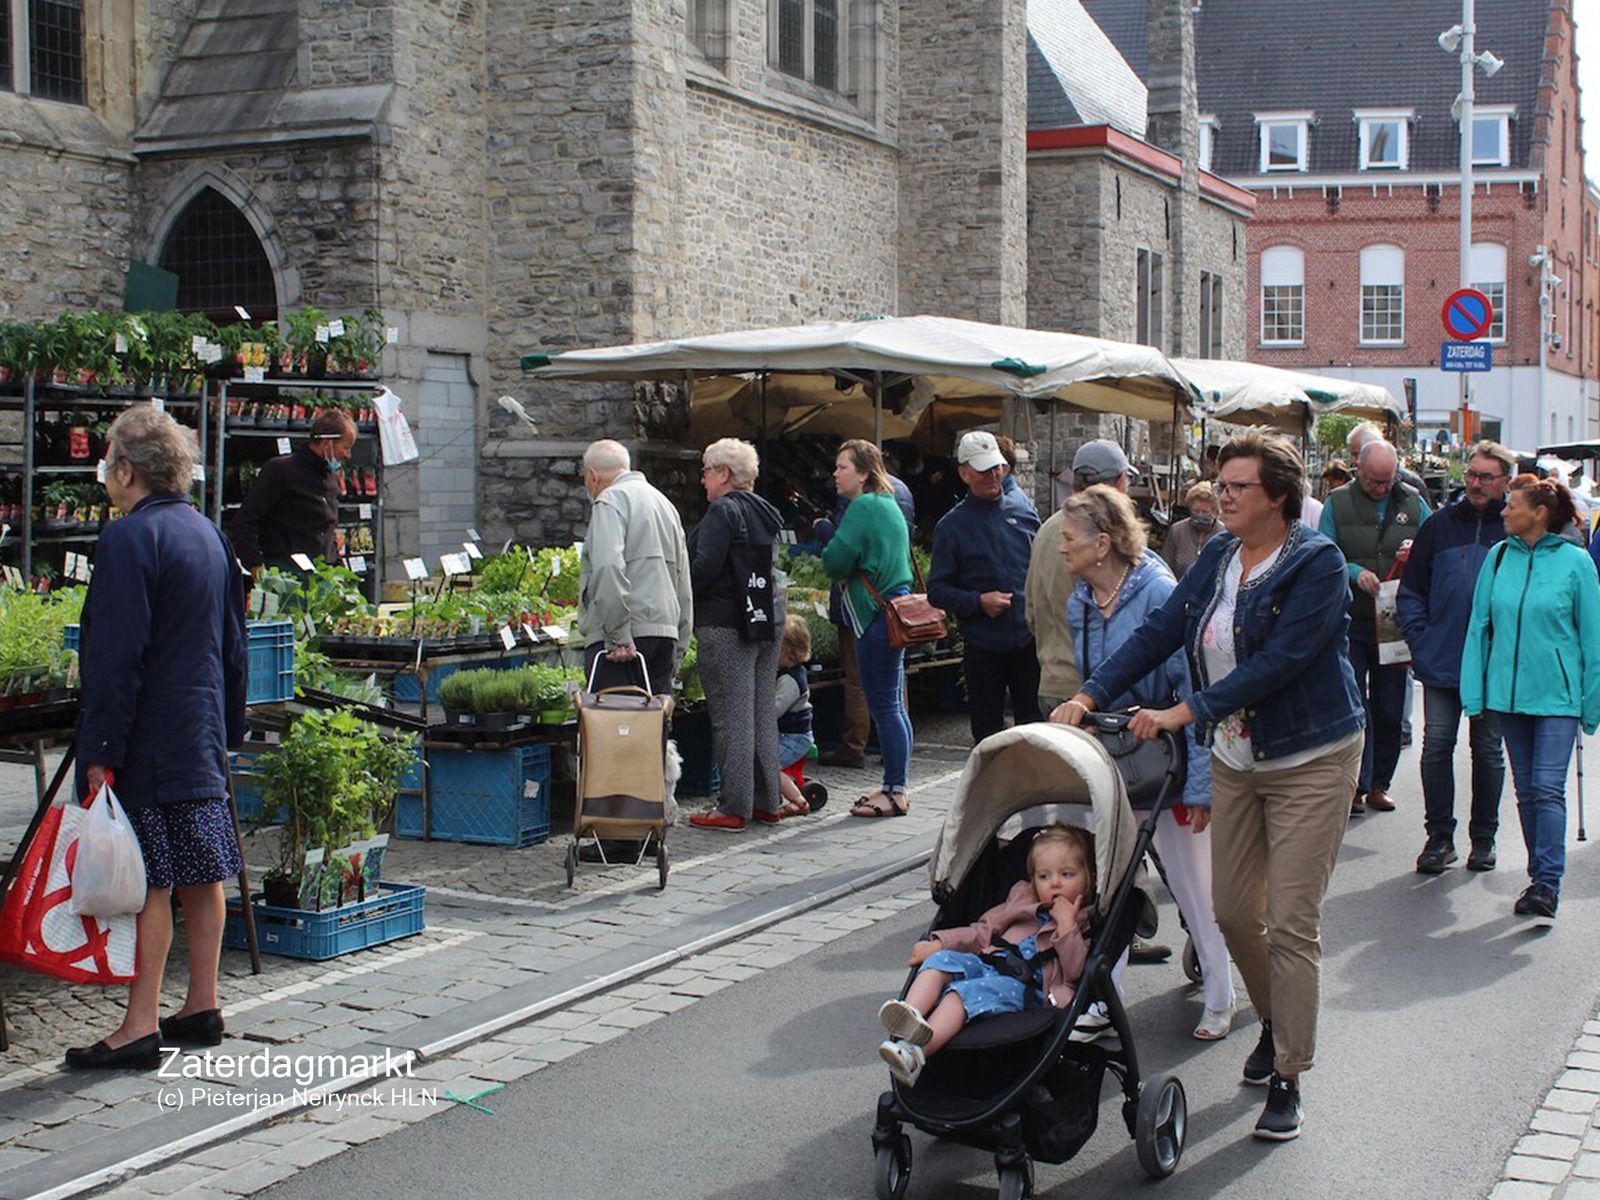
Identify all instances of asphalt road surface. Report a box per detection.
[266,736,1600,1200]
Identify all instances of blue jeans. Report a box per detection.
[856,612,913,792]
[1421,686,1504,842]
[1496,712,1579,892]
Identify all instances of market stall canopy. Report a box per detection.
[1176,358,1403,432]
[520,315,1199,436]
[1538,440,1600,460]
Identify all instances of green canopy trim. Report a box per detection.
[990,357,1047,378]
[520,353,551,371]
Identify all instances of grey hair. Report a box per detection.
[702,437,760,489]
[1357,439,1398,471]
[1347,421,1384,452]
[1061,484,1148,563]
[106,405,197,494]
[1468,439,1517,476]
[582,439,630,475]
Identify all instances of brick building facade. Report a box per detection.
[1,0,1234,565]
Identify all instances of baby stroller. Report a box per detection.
[871,714,1187,1199]
[565,657,671,891]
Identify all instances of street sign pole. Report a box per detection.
[1457,0,1475,449]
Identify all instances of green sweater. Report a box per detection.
[821,491,913,636]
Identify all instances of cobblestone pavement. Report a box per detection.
[0,721,974,1199]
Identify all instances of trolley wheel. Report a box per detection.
[873,1134,911,1200]
[565,844,577,889]
[657,841,669,891]
[1182,936,1202,985]
[1135,1072,1187,1179]
[995,1158,1033,1200]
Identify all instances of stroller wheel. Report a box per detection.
[996,1159,1033,1200]
[1135,1072,1187,1179]
[873,1133,911,1200]
[657,841,669,891]
[565,844,577,889]
[1182,936,1202,985]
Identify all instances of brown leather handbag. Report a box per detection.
[859,555,947,650]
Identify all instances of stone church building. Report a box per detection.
[0,0,1248,565]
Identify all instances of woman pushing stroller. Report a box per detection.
[877,826,1094,1087]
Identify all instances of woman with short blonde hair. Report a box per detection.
[1162,481,1223,581]
[701,437,761,490]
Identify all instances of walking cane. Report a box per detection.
[1577,731,1587,843]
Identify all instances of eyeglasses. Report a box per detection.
[1464,469,1507,484]
[1215,481,1263,498]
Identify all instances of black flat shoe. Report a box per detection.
[65,1033,162,1071]
[159,1009,225,1047]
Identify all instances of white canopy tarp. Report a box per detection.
[521,315,1198,429]
[1176,358,1403,432]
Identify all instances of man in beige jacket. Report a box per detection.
[1025,506,1082,716]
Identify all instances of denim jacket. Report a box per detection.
[1080,523,1366,763]
[1068,550,1213,808]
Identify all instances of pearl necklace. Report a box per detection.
[1093,561,1133,612]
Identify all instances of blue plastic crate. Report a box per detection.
[395,743,551,846]
[64,620,295,705]
[391,655,528,705]
[232,745,423,827]
[223,882,426,961]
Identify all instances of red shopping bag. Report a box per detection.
[0,801,138,985]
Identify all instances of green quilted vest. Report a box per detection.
[1326,481,1425,622]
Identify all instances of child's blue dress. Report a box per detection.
[919,915,1048,1017]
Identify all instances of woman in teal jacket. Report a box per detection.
[1461,476,1600,918]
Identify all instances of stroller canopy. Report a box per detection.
[931,724,1139,921]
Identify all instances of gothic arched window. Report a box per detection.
[157,188,279,323]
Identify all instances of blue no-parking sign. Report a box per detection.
[1442,288,1494,342]
[1441,341,1492,372]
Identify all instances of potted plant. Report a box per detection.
[469,669,524,730]
[530,664,574,724]
[254,708,415,908]
[437,670,477,725]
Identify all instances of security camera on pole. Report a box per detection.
[1439,3,1503,448]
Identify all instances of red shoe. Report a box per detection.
[749,808,782,825]
[688,811,745,831]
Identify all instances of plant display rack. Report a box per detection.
[0,378,206,584]
[223,881,426,961]
[212,377,386,600]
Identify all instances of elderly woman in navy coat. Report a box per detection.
[65,406,248,1071]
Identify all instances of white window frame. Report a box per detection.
[1471,105,1514,167]
[1259,246,1305,346]
[1256,111,1312,173]
[1359,244,1406,347]
[1468,242,1507,343]
[1137,247,1165,351]
[768,0,849,96]
[1355,108,1413,171]
[1198,115,1218,173]
[3,0,87,104]
[688,0,733,65]
[1199,270,1225,359]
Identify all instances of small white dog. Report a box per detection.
[663,739,682,824]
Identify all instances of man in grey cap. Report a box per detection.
[928,431,1042,744]
[1072,439,1132,492]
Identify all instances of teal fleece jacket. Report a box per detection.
[1460,532,1600,733]
[820,490,912,636]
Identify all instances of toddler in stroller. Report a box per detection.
[877,826,1094,1088]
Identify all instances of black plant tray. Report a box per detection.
[423,720,540,746]
[319,634,506,662]
[0,695,80,738]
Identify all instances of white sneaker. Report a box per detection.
[878,1039,925,1087]
[1068,1003,1114,1043]
[1193,1001,1235,1041]
[878,1000,934,1047]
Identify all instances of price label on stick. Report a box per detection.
[248,587,266,616]
[546,624,568,641]
[385,326,399,345]
[348,555,367,574]
[403,557,428,582]
[463,542,483,560]
[0,523,7,548]
[261,591,280,618]
[359,504,373,520]
[550,555,561,577]
[277,437,292,456]
[441,553,470,576]
[301,615,317,641]
[328,318,346,338]
[234,306,252,322]
[499,625,517,651]
[468,528,482,544]
[243,367,265,384]
[150,396,165,413]
[96,461,107,484]
[290,553,315,571]
[315,325,330,344]
[523,622,539,644]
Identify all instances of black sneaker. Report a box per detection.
[1514,883,1558,918]
[1466,839,1497,871]
[1253,1073,1303,1141]
[1415,834,1457,875]
[1242,1020,1274,1086]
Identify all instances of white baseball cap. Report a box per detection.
[957,431,1005,473]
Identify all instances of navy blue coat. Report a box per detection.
[927,485,1041,652]
[76,494,248,809]
[1395,493,1506,690]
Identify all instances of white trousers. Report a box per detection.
[1151,809,1236,1013]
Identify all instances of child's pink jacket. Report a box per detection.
[928,880,1092,1009]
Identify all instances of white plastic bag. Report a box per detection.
[68,784,148,918]
[372,386,419,466]
[1376,578,1412,666]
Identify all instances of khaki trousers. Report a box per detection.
[1209,735,1362,1077]
[839,626,871,756]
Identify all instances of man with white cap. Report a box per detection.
[928,430,1042,744]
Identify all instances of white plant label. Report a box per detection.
[0,523,7,548]
[441,553,470,576]
[348,555,367,574]
[300,615,317,641]
[315,325,330,344]
[247,587,265,616]
[550,556,561,577]
[261,591,281,618]
[199,344,223,364]
[546,624,568,641]
[463,542,483,560]
[234,306,252,321]
[359,504,373,519]
[385,326,399,344]
[498,625,517,651]
[403,557,428,581]
[290,553,315,571]
[191,335,208,354]
[150,396,165,413]
[277,437,292,455]
[468,528,482,543]
[96,460,107,484]
[243,367,266,384]
[328,318,346,338]
[114,334,128,354]
[522,622,538,644]
[191,463,206,482]
[814,601,829,618]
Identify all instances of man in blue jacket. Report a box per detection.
[929,431,1041,743]
[1396,441,1513,873]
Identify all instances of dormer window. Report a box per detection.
[1472,105,1514,167]
[1356,109,1412,171]
[1256,112,1311,173]
[1199,115,1218,172]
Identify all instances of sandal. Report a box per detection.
[777,797,810,819]
[850,792,908,819]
